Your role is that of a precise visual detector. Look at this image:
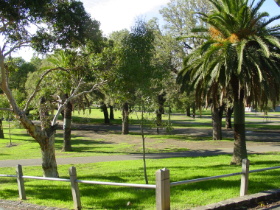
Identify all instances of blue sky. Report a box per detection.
[13,0,280,61]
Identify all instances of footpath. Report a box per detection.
[1,144,280,167]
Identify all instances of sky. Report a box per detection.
[13,0,280,61]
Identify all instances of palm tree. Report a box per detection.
[178,0,280,164]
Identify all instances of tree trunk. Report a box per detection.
[1,51,59,177]
[192,103,196,119]
[109,105,114,120]
[122,102,129,135]
[231,93,247,165]
[156,93,166,134]
[225,106,233,129]
[212,106,222,140]
[62,94,72,152]
[40,135,59,177]
[0,119,4,139]
[186,106,191,117]
[101,102,110,124]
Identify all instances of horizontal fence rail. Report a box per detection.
[76,179,156,188]
[171,172,243,186]
[1,160,280,210]
[249,166,280,173]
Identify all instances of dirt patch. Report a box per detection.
[69,122,280,153]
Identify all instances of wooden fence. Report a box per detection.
[1,159,280,210]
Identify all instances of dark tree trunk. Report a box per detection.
[225,106,234,129]
[231,90,247,165]
[0,119,4,139]
[62,94,72,152]
[192,104,196,119]
[156,93,166,134]
[212,104,225,140]
[109,105,114,120]
[101,102,110,124]
[186,106,191,117]
[122,102,129,135]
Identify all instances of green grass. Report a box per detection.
[1,109,280,208]
[1,154,280,209]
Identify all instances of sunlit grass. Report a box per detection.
[1,154,280,209]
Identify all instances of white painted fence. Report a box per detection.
[1,159,280,210]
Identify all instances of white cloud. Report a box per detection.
[83,0,170,35]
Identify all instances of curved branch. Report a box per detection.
[51,79,107,126]
[24,67,70,112]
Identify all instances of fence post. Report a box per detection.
[16,164,26,200]
[156,168,170,210]
[69,166,81,210]
[240,159,250,196]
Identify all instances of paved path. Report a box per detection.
[1,144,280,168]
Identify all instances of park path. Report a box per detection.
[1,143,280,168]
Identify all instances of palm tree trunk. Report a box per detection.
[225,107,233,129]
[231,95,247,165]
[122,102,129,135]
[212,106,222,140]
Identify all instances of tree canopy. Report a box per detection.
[178,0,280,164]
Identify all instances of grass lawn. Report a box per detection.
[1,154,280,209]
[0,109,280,209]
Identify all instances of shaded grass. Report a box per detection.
[1,154,280,209]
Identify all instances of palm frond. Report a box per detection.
[253,35,270,57]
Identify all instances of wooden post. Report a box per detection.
[16,164,26,200]
[69,166,81,210]
[156,168,170,210]
[240,159,250,196]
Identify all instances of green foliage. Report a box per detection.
[178,0,280,108]
[1,0,101,53]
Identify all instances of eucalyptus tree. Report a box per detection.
[146,18,197,133]
[159,0,213,119]
[0,0,101,177]
[112,21,156,134]
[178,0,280,164]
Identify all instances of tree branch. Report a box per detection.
[51,80,107,126]
[3,41,30,57]
[0,108,13,111]
[24,67,70,112]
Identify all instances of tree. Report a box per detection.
[112,21,156,134]
[178,0,280,164]
[275,0,280,6]
[0,0,101,177]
